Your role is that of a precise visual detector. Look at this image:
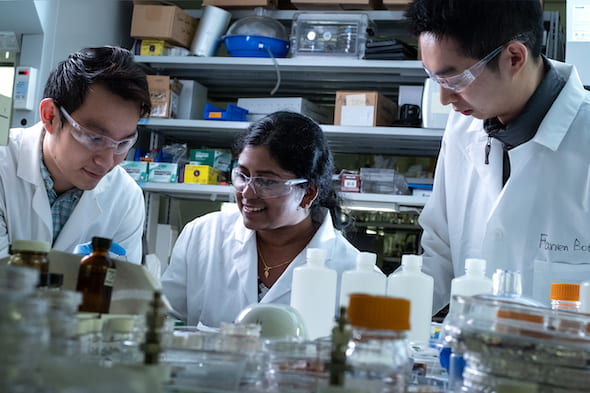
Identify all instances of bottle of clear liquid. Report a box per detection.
[580,281,590,314]
[339,252,386,308]
[8,240,51,287]
[550,283,580,312]
[386,254,433,343]
[290,248,337,340]
[449,258,493,312]
[76,237,117,313]
[345,294,411,393]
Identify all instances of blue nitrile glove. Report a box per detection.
[73,241,127,257]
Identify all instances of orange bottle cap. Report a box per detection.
[347,293,410,331]
[550,283,580,301]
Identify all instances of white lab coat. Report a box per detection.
[420,60,590,312]
[0,123,145,263]
[161,208,360,327]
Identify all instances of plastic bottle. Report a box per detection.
[449,258,493,312]
[550,283,580,312]
[339,252,387,308]
[8,240,51,287]
[386,254,433,343]
[345,294,411,393]
[290,248,337,340]
[76,237,117,313]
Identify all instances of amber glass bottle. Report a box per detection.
[76,237,116,313]
[8,240,51,287]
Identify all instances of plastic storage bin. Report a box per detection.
[204,103,249,121]
[291,12,369,58]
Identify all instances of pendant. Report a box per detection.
[264,267,270,279]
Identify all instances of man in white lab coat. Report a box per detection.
[0,46,151,264]
[406,0,590,312]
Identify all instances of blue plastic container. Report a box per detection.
[204,103,248,121]
[223,35,290,58]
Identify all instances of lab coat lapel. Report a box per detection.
[232,220,259,305]
[18,124,52,236]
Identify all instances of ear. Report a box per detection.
[504,41,528,76]
[39,98,61,135]
[300,184,319,209]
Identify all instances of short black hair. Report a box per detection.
[233,111,347,229]
[406,0,544,64]
[43,46,151,117]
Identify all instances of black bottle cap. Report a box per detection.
[91,237,112,251]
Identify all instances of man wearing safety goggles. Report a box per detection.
[0,46,151,264]
[407,0,590,315]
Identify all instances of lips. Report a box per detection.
[83,168,107,180]
[243,205,265,213]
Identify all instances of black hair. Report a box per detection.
[43,46,151,117]
[406,0,544,69]
[233,111,348,230]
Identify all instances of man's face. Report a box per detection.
[420,33,512,121]
[42,84,140,193]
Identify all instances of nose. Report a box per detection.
[439,86,458,106]
[93,148,117,169]
[241,181,258,198]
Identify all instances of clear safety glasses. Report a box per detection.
[60,107,138,155]
[424,44,505,93]
[231,168,308,199]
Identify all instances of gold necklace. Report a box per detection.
[257,243,293,279]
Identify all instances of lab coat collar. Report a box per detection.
[534,61,586,152]
[17,122,45,184]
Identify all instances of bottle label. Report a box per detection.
[104,268,116,287]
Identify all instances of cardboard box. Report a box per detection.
[177,80,208,120]
[237,97,332,124]
[291,0,380,10]
[189,149,232,172]
[120,161,149,181]
[148,162,178,183]
[383,0,411,10]
[341,173,361,192]
[130,4,197,49]
[203,0,279,8]
[147,75,183,118]
[183,165,221,185]
[334,91,397,126]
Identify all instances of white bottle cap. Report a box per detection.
[465,258,486,274]
[306,248,326,266]
[356,252,377,270]
[580,281,590,314]
[401,254,423,268]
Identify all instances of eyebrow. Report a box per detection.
[236,165,283,178]
[424,63,459,77]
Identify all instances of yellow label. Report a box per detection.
[209,112,222,118]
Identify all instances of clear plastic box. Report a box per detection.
[291,12,369,58]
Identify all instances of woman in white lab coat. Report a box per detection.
[406,0,590,313]
[161,111,360,327]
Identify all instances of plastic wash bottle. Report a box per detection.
[290,248,337,340]
[339,252,387,308]
[386,254,434,344]
[449,258,493,312]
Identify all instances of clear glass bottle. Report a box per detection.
[550,283,580,312]
[345,293,411,393]
[76,237,117,313]
[8,239,51,287]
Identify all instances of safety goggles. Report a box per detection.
[60,107,138,155]
[424,44,505,93]
[231,168,308,199]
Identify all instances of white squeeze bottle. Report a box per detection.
[339,252,387,308]
[386,254,434,343]
[449,258,493,311]
[290,248,337,340]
